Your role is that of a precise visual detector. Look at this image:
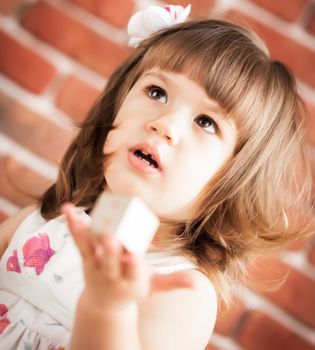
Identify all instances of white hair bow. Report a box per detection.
[127,4,191,48]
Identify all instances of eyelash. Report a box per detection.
[144,85,167,104]
[194,115,219,135]
[144,85,219,135]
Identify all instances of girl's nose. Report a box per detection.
[146,115,182,145]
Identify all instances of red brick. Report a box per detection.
[55,75,101,124]
[0,92,74,163]
[0,212,8,224]
[306,101,315,145]
[214,299,246,335]
[0,0,22,15]
[227,10,315,88]
[286,236,310,251]
[0,156,52,208]
[248,257,315,328]
[21,2,130,77]
[162,0,216,17]
[0,30,57,94]
[204,343,221,350]
[236,310,315,350]
[306,3,315,36]
[70,0,135,28]
[249,0,308,22]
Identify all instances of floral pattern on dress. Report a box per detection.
[0,304,10,334]
[22,233,55,275]
[6,249,21,273]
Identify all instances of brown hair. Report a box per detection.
[39,19,314,305]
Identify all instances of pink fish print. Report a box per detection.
[23,233,55,275]
[6,249,21,273]
[0,304,8,318]
[0,304,10,334]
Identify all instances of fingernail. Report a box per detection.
[103,235,119,252]
[62,202,73,210]
[94,243,104,258]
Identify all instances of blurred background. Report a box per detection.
[0,0,315,349]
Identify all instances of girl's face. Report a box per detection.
[103,69,237,220]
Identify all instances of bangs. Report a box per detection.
[136,20,271,140]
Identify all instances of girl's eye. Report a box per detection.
[145,86,167,104]
[194,115,218,134]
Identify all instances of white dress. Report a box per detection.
[0,208,195,349]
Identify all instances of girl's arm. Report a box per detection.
[138,269,217,350]
[64,204,217,350]
[72,269,216,350]
[0,205,37,258]
[72,292,142,349]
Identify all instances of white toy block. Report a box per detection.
[90,192,160,254]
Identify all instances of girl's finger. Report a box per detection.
[150,271,195,294]
[120,251,139,279]
[98,234,122,278]
[61,203,92,258]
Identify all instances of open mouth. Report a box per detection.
[133,150,159,168]
[128,143,162,174]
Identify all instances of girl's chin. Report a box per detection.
[103,180,188,220]
[104,182,148,202]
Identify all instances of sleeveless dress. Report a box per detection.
[0,208,195,349]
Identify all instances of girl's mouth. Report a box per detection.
[128,150,161,174]
[128,144,162,175]
[133,150,159,168]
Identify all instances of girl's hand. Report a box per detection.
[62,203,194,311]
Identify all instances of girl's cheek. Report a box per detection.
[103,127,128,155]
[103,131,115,154]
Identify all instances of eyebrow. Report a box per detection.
[142,71,233,124]
[142,72,170,84]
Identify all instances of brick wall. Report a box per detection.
[0,0,315,349]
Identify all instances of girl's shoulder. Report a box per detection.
[0,205,37,258]
[139,268,217,350]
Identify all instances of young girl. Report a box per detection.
[0,4,313,350]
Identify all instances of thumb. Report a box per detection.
[150,271,195,294]
[61,203,91,257]
[62,203,89,234]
